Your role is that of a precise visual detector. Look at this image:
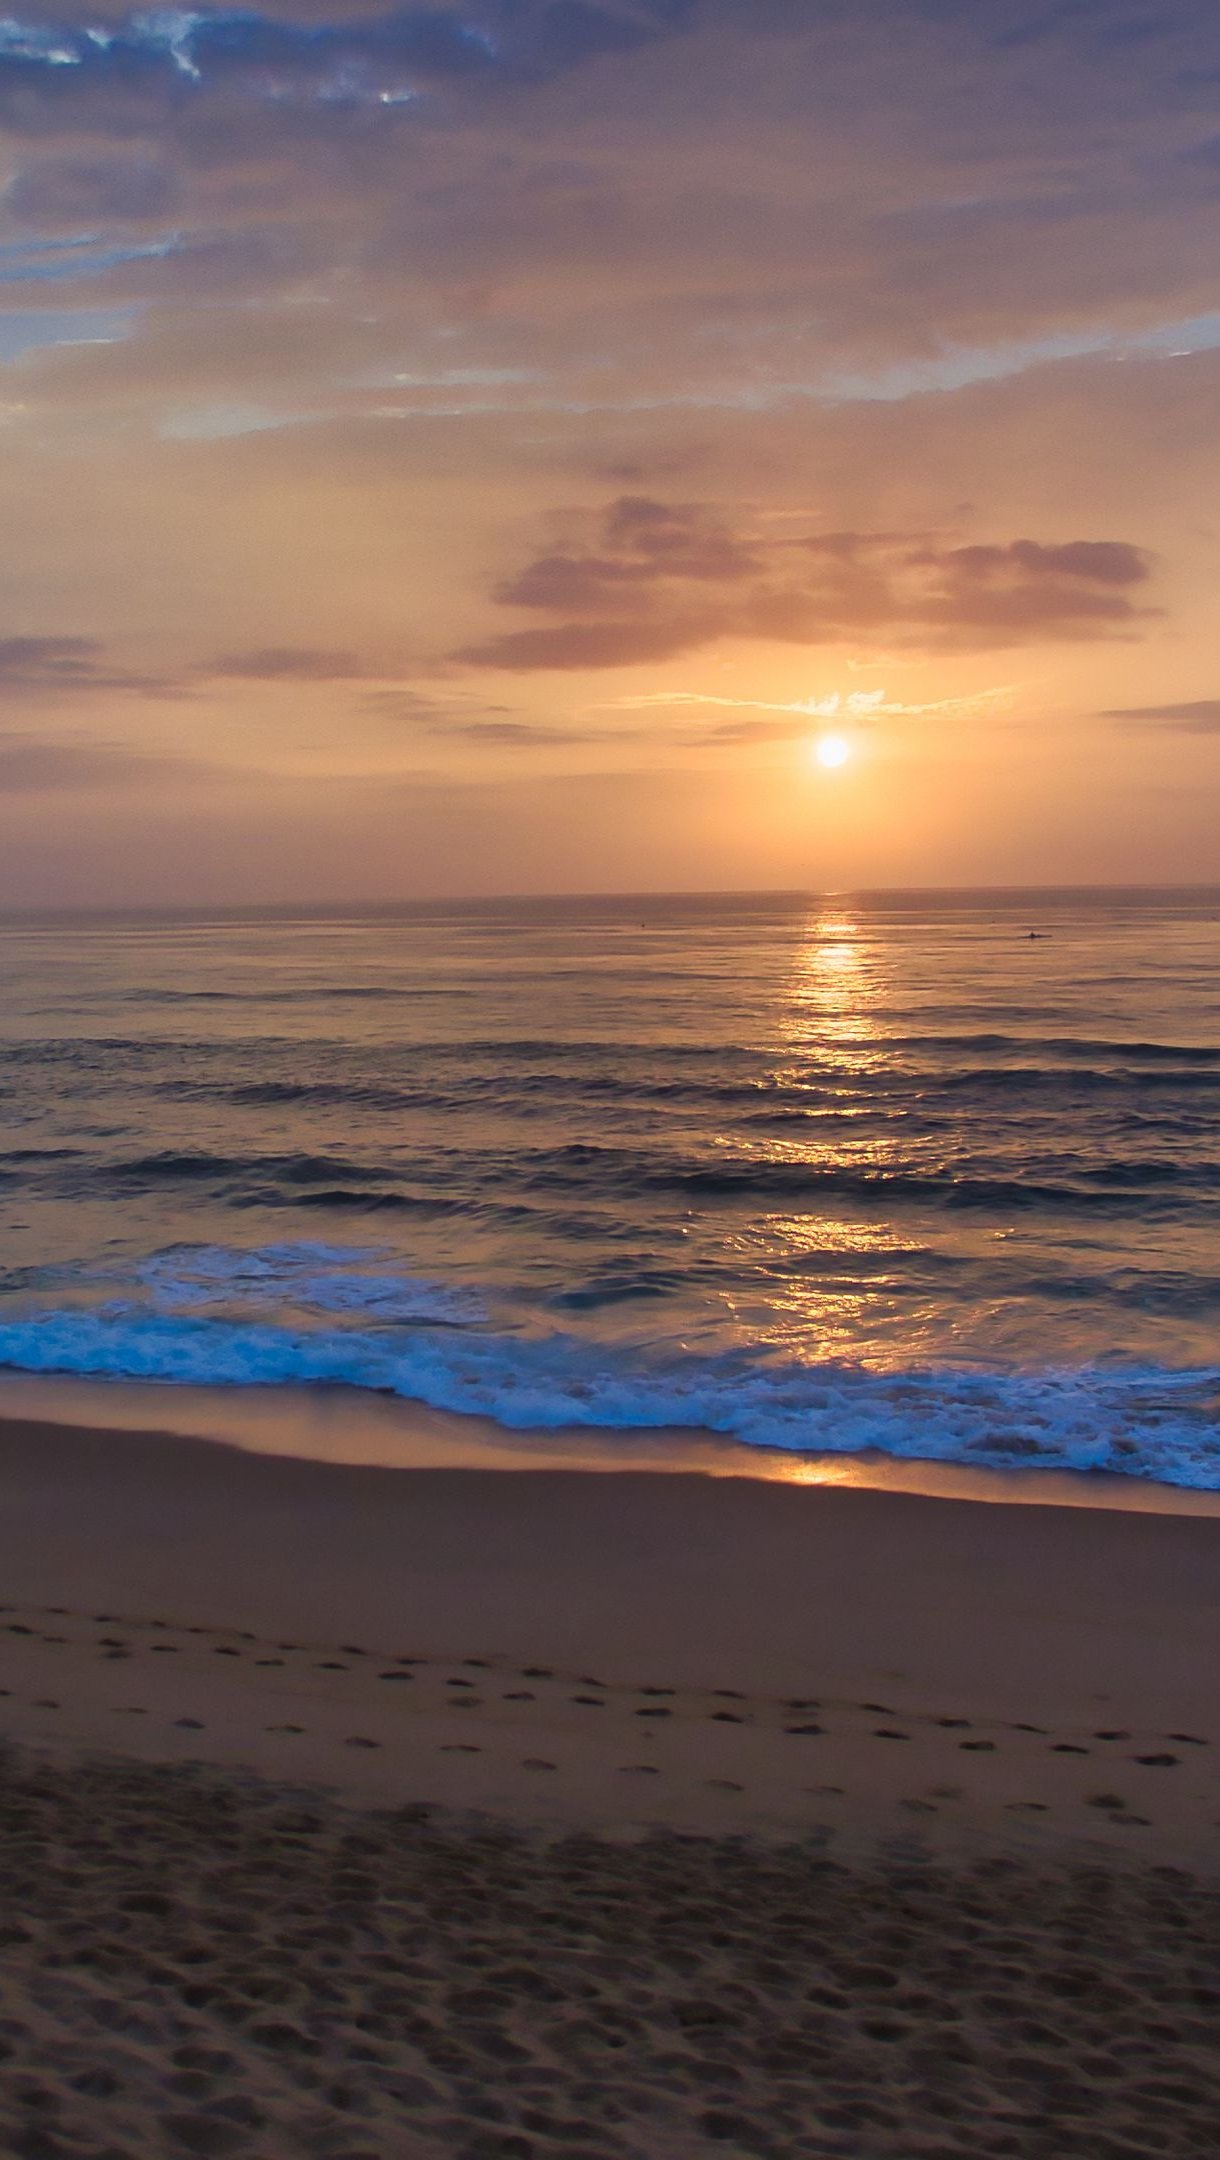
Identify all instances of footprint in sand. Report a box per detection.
[960,1740,996,1752]
[874,1729,910,1742]
[710,1711,746,1724]
[344,1737,380,1750]
[151,1645,181,1655]
[618,1764,659,1777]
[267,1723,305,1735]
[1095,1728,1131,1741]
[934,1717,971,1729]
[254,1658,284,1668]
[1051,1743,1090,1755]
[635,1707,672,1720]
[503,1690,535,1702]
[639,1686,675,1698]
[32,1699,60,1710]
[784,1723,824,1737]
[440,1743,481,1754]
[174,1718,205,1730]
[572,1695,605,1707]
[522,1667,553,1680]
[522,1758,557,1771]
[1132,1752,1180,1768]
[377,1671,414,1683]
[707,1779,744,1792]
[1167,1733,1208,1746]
[1007,1801,1048,1814]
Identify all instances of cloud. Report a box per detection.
[1100,697,1220,730]
[208,646,369,680]
[456,501,1156,669]
[0,636,182,698]
[364,686,637,745]
[423,716,610,745]
[0,2,691,132]
[609,685,1017,738]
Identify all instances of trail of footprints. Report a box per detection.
[0,1601,1214,1838]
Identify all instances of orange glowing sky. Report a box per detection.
[0,0,1218,903]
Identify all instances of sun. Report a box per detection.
[811,733,851,769]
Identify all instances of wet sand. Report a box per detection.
[1,1408,1219,2156]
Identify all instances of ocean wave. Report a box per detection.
[117,1242,487,1324]
[886,1033,1220,1063]
[511,1146,1220,1211]
[0,1302,1216,1485]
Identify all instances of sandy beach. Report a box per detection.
[0,1407,1218,2156]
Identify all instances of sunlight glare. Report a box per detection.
[812,733,851,769]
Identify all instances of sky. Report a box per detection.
[0,0,1218,902]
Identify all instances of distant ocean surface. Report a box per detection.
[0,890,1218,1488]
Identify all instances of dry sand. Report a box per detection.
[0,1408,1218,2157]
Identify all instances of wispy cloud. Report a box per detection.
[1100,697,1220,731]
[0,636,183,699]
[608,687,1016,720]
[208,648,371,682]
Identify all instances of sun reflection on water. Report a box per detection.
[781,909,891,1072]
[718,910,919,1368]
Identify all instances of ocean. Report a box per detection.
[0,888,1217,1489]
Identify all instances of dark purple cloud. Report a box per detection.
[458,504,1156,668]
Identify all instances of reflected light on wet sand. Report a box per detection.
[0,1371,1218,1514]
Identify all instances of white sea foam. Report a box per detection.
[114,1242,487,1325]
[0,1296,1217,1486]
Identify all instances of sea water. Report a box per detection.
[0,889,1217,1487]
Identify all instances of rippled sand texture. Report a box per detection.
[1,1749,1218,2160]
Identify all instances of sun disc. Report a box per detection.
[813,733,851,769]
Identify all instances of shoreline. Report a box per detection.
[2,1366,1220,1516]
[1,1404,1218,1866]
[2,1399,1219,2152]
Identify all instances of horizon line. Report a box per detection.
[0,879,1217,923]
